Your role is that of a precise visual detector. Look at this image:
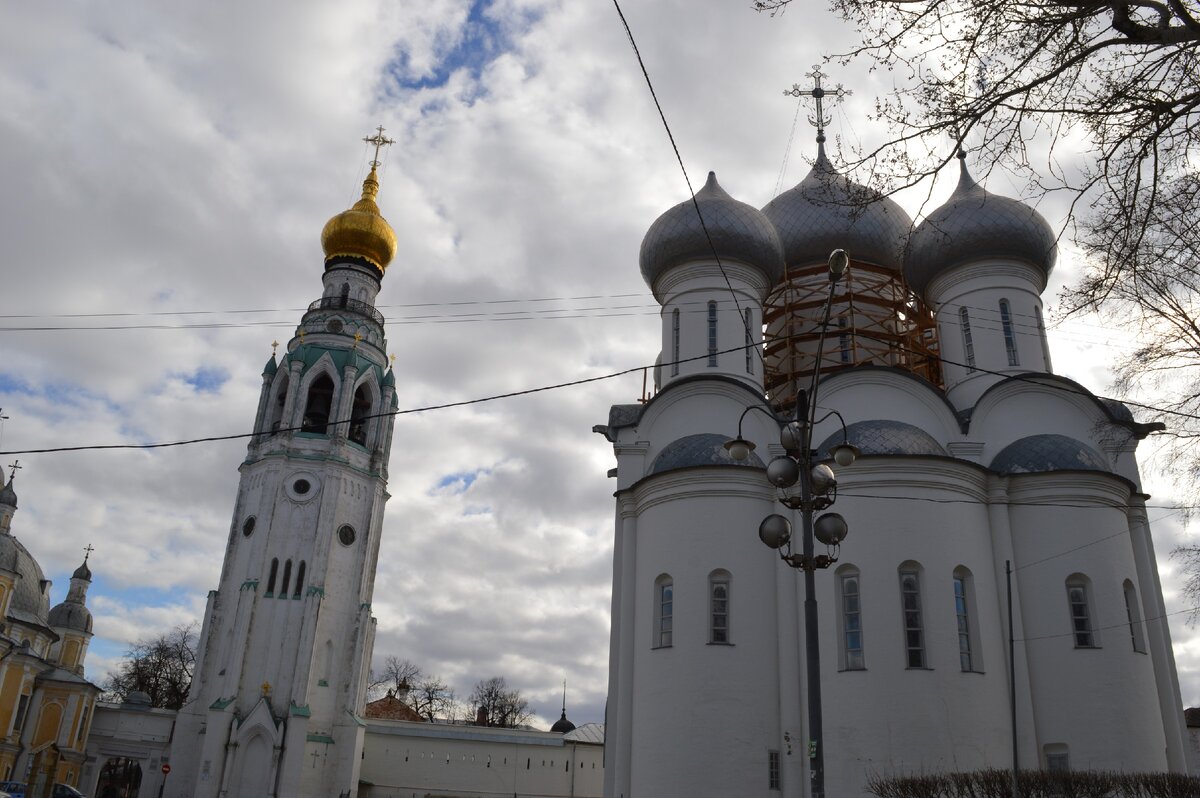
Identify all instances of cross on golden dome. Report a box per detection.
[363,125,395,169]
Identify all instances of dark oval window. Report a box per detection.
[242,516,256,537]
[326,318,344,334]
[293,479,311,495]
[338,525,356,546]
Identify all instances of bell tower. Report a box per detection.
[171,132,400,798]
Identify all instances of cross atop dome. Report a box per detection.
[784,66,851,144]
[363,125,395,169]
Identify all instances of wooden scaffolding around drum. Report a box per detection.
[763,257,942,411]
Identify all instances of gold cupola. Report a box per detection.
[320,165,398,275]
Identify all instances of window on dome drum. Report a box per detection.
[280,559,292,597]
[1123,580,1146,653]
[268,374,289,433]
[1034,304,1053,370]
[999,299,1019,366]
[1066,576,1097,647]
[339,282,350,307]
[294,561,306,598]
[671,309,681,376]
[745,309,755,374]
[768,750,781,790]
[266,558,278,595]
[953,571,976,671]
[654,575,673,648]
[302,374,335,434]
[707,302,718,367]
[899,566,926,668]
[709,571,730,644]
[959,307,976,371]
[349,384,372,446]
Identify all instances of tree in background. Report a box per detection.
[469,676,532,728]
[102,622,196,710]
[751,0,1200,472]
[368,656,460,721]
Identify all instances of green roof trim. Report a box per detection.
[290,703,312,717]
[307,733,335,744]
[345,709,366,727]
[240,579,259,592]
[306,585,325,597]
[287,345,386,384]
[210,697,234,710]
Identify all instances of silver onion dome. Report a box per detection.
[640,172,784,295]
[762,145,912,270]
[905,155,1057,297]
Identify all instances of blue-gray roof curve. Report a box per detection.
[816,419,947,458]
[990,434,1109,475]
[648,433,766,476]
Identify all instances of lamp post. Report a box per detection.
[724,249,857,798]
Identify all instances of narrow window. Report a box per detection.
[959,307,976,371]
[1044,744,1070,772]
[13,694,30,734]
[654,575,673,648]
[744,308,754,374]
[954,574,973,671]
[899,566,925,668]
[1123,580,1146,653]
[302,374,335,434]
[840,569,864,670]
[709,570,730,644]
[280,559,292,597]
[671,308,681,377]
[1066,575,1096,647]
[1034,304,1053,370]
[76,705,89,744]
[339,282,350,307]
[707,301,718,367]
[999,299,1019,366]
[266,558,279,595]
[768,750,781,790]
[838,316,851,363]
[349,384,372,446]
[294,561,306,599]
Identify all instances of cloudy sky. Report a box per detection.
[0,0,1196,730]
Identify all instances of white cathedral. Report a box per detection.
[596,142,1191,797]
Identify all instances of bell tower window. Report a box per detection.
[339,282,350,307]
[268,374,289,433]
[302,374,335,434]
[350,385,372,446]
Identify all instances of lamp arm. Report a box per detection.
[812,408,851,444]
[735,403,781,439]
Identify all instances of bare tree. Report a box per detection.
[410,675,457,722]
[102,623,197,710]
[369,655,423,700]
[468,676,532,728]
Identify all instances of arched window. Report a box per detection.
[707,302,718,367]
[294,561,306,599]
[301,374,335,434]
[999,299,1019,366]
[1034,304,1053,370]
[953,566,981,672]
[836,564,864,670]
[280,559,292,597]
[671,308,681,377]
[266,558,278,595]
[959,307,976,371]
[898,563,926,668]
[709,570,731,644]
[1123,579,1146,652]
[339,282,350,307]
[744,308,755,374]
[349,384,373,446]
[268,373,289,433]
[1066,574,1097,647]
[654,574,673,648]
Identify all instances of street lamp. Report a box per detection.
[724,249,857,798]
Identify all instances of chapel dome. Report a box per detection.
[72,558,92,582]
[550,711,577,734]
[640,172,784,294]
[816,419,947,459]
[0,478,16,508]
[48,600,92,633]
[761,145,912,270]
[0,534,50,623]
[649,433,766,476]
[321,166,398,275]
[990,434,1109,475]
[905,155,1057,296]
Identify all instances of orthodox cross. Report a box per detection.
[353,332,363,350]
[83,543,94,561]
[271,340,279,357]
[261,680,272,696]
[363,125,395,169]
[7,460,20,480]
[389,353,396,370]
[783,66,851,144]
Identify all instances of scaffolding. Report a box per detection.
[763,258,942,411]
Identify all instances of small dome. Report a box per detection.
[640,172,784,294]
[990,434,1109,475]
[550,710,576,734]
[905,156,1057,296]
[0,478,16,508]
[49,600,92,633]
[649,433,766,476]
[762,146,912,270]
[122,691,152,709]
[0,534,50,623]
[321,166,398,275]
[72,558,92,582]
[262,354,278,377]
[817,420,947,458]
[1099,397,1135,424]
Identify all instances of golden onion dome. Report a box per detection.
[320,166,398,274]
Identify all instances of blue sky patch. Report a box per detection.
[183,367,229,393]
[434,468,486,494]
